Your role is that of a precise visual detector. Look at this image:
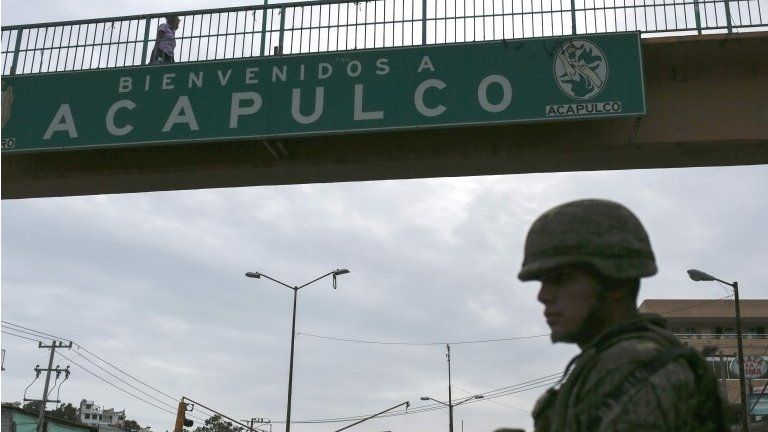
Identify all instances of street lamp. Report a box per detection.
[687,268,749,432]
[245,268,350,432]
[420,395,483,432]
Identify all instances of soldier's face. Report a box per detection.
[537,267,601,345]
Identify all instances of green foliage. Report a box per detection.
[48,403,79,423]
[122,419,142,431]
[193,415,244,432]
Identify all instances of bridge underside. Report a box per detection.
[3,32,767,199]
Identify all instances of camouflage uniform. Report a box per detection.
[532,314,725,432]
[516,200,726,432]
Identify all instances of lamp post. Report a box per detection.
[245,269,350,432]
[687,268,749,432]
[420,394,483,432]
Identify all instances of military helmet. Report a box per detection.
[518,199,657,281]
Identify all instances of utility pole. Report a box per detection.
[26,340,72,432]
[240,418,270,432]
[447,344,454,432]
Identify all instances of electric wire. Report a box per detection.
[295,331,551,346]
[4,321,561,425]
[56,350,178,417]
[656,294,734,316]
[2,323,210,424]
[2,321,71,343]
[68,349,179,412]
[2,329,46,343]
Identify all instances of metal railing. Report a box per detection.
[2,0,767,75]
[674,333,768,340]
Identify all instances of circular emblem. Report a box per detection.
[553,40,608,100]
[730,356,768,379]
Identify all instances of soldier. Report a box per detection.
[515,199,725,432]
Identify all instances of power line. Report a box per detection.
[656,295,734,316]
[295,331,551,346]
[3,321,180,404]
[2,329,46,343]
[69,349,179,411]
[2,325,53,342]
[2,322,212,424]
[56,351,178,417]
[2,321,71,343]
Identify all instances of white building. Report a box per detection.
[78,400,126,427]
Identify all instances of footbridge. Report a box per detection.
[1,0,767,198]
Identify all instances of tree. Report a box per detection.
[49,403,79,423]
[5,401,81,424]
[193,415,244,432]
[122,419,142,431]
[22,401,42,412]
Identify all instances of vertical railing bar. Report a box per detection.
[79,24,87,70]
[46,26,58,71]
[214,13,220,59]
[82,23,91,70]
[422,0,428,43]
[224,12,231,58]
[105,21,115,68]
[73,24,82,70]
[247,10,253,57]
[203,14,211,60]
[121,20,129,66]
[725,0,733,31]
[29,28,39,73]
[260,1,268,56]
[97,22,107,68]
[694,0,702,31]
[10,28,23,75]
[336,4,342,51]
[140,17,151,65]
[571,0,578,32]
[278,6,286,54]
[241,11,248,56]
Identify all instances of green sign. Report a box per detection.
[1,33,644,153]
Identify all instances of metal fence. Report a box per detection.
[2,0,767,75]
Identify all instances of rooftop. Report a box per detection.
[639,299,768,319]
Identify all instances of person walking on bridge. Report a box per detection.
[508,199,726,432]
[151,15,180,64]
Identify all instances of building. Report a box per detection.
[639,299,768,419]
[2,405,98,432]
[77,401,125,428]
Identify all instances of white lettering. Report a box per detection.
[353,84,383,121]
[291,88,325,125]
[106,100,136,136]
[144,75,151,91]
[347,61,362,77]
[217,70,232,85]
[163,96,199,132]
[43,104,79,139]
[477,75,512,113]
[417,56,435,73]
[188,72,204,88]
[119,77,132,93]
[229,92,263,128]
[414,79,447,117]
[162,73,176,90]
[272,66,287,82]
[376,58,390,75]
[300,64,306,81]
[318,63,332,79]
[246,68,259,84]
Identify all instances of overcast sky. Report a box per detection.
[2,2,768,432]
